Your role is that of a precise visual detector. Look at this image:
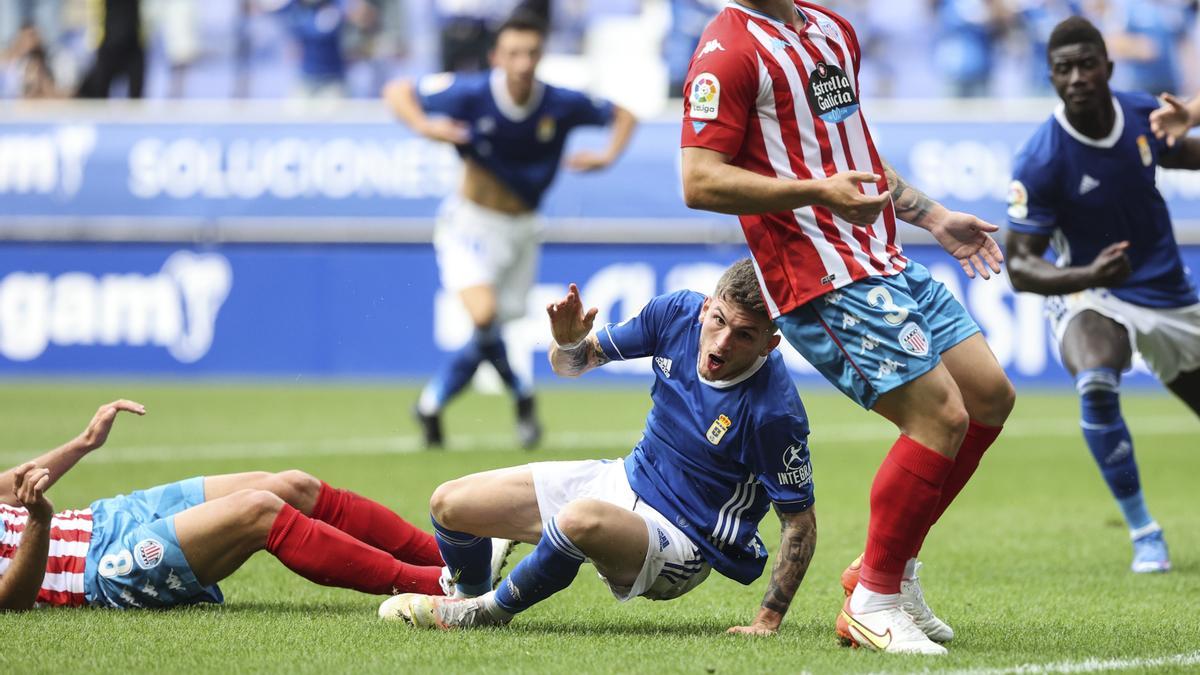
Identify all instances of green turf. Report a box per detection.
[1,382,1197,674]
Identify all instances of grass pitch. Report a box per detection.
[1,382,1197,674]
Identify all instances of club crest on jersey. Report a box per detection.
[816,16,842,41]
[806,62,859,124]
[706,413,732,445]
[1137,134,1153,167]
[537,115,556,143]
[134,538,165,570]
[690,73,720,120]
[898,322,929,356]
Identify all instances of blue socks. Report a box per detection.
[418,323,528,414]
[494,517,585,614]
[1076,369,1154,532]
[432,518,493,597]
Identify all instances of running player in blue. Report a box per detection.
[380,260,818,635]
[383,11,637,450]
[1006,16,1200,574]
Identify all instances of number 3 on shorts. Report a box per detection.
[866,287,909,326]
[99,550,134,578]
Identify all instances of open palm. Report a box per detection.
[930,211,1004,279]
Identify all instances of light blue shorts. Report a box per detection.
[84,477,224,609]
[775,261,980,409]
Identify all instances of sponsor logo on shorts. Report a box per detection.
[805,62,859,124]
[689,73,720,120]
[898,322,929,356]
[134,538,165,570]
[706,414,732,445]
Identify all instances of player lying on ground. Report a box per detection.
[677,0,1015,655]
[380,259,818,635]
[1006,17,1200,574]
[0,400,452,610]
[384,11,637,450]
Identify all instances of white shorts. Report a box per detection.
[530,459,712,602]
[1047,288,1200,383]
[433,197,540,322]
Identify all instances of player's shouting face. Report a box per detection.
[697,295,781,382]
[1049,43,1113,116]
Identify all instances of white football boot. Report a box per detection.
[379,593,511,630]
[836,598,948,655]
[842,554,954,643]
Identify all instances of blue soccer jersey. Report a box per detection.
[596,290,814,585]
[416,69,614,209]
[1007,90,1198,308]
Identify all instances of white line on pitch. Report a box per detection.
[888,649,1200,675]
[0,414,1193,465]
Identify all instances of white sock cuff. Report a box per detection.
[1130,521,1161,540]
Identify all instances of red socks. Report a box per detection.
[860,435,954,594]
[266,504,443,596]
[310,482,443,566]
[911,420,1002,556]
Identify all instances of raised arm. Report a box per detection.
[0,400,145,506]
[546,283,610,378]
[0,465,53,610]
[1006,230,1130,296]
[381,77,469,145]
[728,507,817,635]
[1150,92,1200,148]
[566,104,639,173]
[881,158,1004,279]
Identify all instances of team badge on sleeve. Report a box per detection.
[1137,135,1153,167]
[776,443,813,486]
[690,73,721,120]
[1007,180,1029,220]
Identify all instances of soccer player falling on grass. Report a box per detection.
[383,10,637,450]
[1006,17,1200,574]
[677,1,1015,655]
[380,259,818,637]
[0,400,481,610]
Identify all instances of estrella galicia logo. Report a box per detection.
[806,62,859,124]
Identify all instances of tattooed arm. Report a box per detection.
[546,283,611,378]
[728,507,817,635]
[881,158,1005,279]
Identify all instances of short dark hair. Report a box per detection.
[1047,16,1107,59]
[497,10,548,38]
[715,259,772,326]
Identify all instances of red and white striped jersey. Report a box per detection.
[681,1,907,318]
[0,504,92,607]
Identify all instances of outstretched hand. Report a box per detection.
[546,283,598,347]
[12,462,53,521]
[726,622,779,636]
[929,211,1004,279]
[78,399,146,452]
[566,150,614,173]
[1150,93,1193,148]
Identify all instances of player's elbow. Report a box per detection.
[681,170,715,211]
[1006,260,1033,292]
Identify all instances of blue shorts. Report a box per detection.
[84,477,224,609]
[776,261,980,409]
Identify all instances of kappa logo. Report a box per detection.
[141,582,159,599]
[698,39,725,58]
[898,322,929,357]
[655,356,673,378]
[859,333,881,355]
[842,312,861,329]
[119,590,144,608]
[706,414,732,445]
[134,538,165,570]
[876,357,906,379]
[657,529,670,551]
[1079,174,1100,195]
[165,569,185,592]
[824,290,844,305]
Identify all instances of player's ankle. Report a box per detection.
[849,584,900,614]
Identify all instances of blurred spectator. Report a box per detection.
[663,0,722,95]
[143,0,199,98]
[1100,0,1197,96]
[76,0,145,98]
[1014,0,1082,93]
[2,23,62,98]
[434,0,519,72]
[261,0,376,98]
[932,0,1014,98]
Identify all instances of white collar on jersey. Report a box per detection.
[1054,96,1124,149]
[696,352,769,390]
[489,68,545,123]
[726,1,805,27]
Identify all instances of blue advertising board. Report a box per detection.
[0,242,1188,386]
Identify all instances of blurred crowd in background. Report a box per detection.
[1,0,1197,105]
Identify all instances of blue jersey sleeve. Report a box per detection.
[745,415,814,512]
[560,88,615,129]
[596,291,693,362]
[1007,144,1059,236]
[416,72,473,120]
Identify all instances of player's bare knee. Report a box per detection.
[274,469,321,507]
[235,489,287,533]
[429,480,467,529]
[555,499,607,544]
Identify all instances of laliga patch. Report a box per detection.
[706,414,732,445]
[1006,180,1029,220]
[1137,134,1153,167]
[689,73,720,120]
[134,538,166,570]
[898,322,929,357]
[806,62,859,124]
